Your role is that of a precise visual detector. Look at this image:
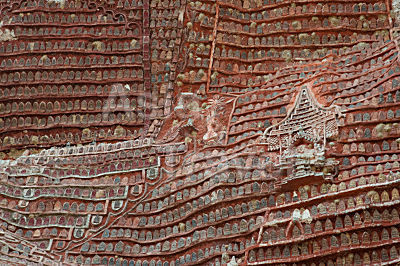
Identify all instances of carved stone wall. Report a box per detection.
[1,0,400,265]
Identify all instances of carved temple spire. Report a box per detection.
[263,84,341,152]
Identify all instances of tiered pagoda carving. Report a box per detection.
[263,84,341,188]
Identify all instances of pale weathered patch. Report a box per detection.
[0,21,16,42]
[393,0,400,19]
[47,0,65,8]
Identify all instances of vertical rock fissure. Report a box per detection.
[206,2,219,94]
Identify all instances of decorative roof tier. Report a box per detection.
[263,84,341,151]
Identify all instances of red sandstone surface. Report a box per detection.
[0,0,400,265]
